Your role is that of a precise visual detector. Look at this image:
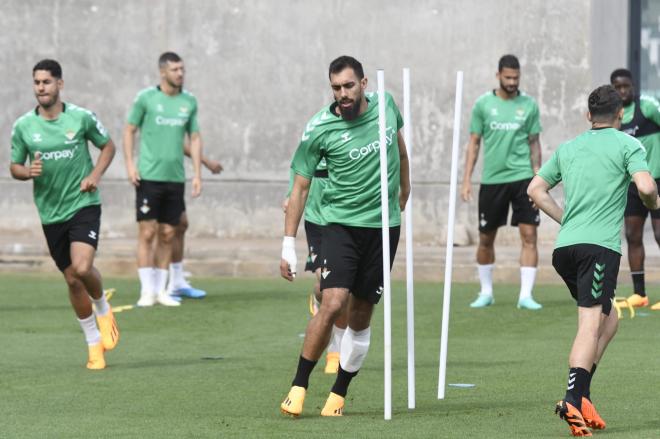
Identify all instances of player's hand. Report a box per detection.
[282,197,290,213]
[127,163,140,187]
[29,152,43,178]
[80,174,99,193]
[280,236,297,281]
[191,176,202,198]
[399,188,410,211]
[206,159,223,174]
[460,181,472,202]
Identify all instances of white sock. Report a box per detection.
[154,268,169,295]
[519,266,537,300]
[92,295,110,317]
[169,262,189,290]
[78,314,101,345]
[477,264,494,296]
[327,325,346,353]
[138,267,155,295]
[339,326,371,373]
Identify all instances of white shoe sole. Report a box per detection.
[156,294,181,307]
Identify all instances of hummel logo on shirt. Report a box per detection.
[88,231,97,240]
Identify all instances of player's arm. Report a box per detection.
[528,133,542,173]
[10,156,42,180]
[280,174,311,281]
[184,139,223,174]
[460,133,481,201]
[527,175,563,224]
[123,124,140,186]
[81,139,116,193]
[189,132,203,197]
[397,130,411,211]
[632,171,660,210]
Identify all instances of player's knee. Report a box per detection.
[340,326,371,373]
[158,226,176,243]
[319,295,344,320]
[70,260,92,279]
[140,224,158,243]
[178,215,189,233]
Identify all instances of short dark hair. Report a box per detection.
[159,52,182,68]
[328,56,364,80]
[588,85,623,122]
[33,59,62,79]
[498,54,520,71]
[610,68,633,84]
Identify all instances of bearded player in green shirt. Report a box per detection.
[610,68,660,310]
[529,85,659,436]
[461,54,543,310]
[279,56,410,417]
[10,59,119,370]
[123,52,203,307]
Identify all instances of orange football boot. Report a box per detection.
[555,400,592,436]
[581,398,605,430]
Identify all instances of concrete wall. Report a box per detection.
[1,0,618,245]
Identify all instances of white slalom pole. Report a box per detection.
[402,67,415,410]
[377,70,393,420]
[438,71,463,400]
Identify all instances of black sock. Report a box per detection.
[584,363,597,401]
[331,365,359,397]
[564,367,590,410]
[291,355,317,389]
[632,271,646,296]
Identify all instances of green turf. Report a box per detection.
[1,273,659,438]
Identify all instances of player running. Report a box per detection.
[461,54,543,310]
[611,68,660,309]
[283,159,348,374]
[279,55,410,417]
[123,51,203,307]
[528,85,659,436]
[10,59,119,370]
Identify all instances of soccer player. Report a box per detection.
[610,68,660,309]
[528,85,659,436]
[166,144,223,300]
[9,59,119,369]
[282,159,348,374]
[279,55,410,417]
[123,52,203,307]
[461,54,543,310]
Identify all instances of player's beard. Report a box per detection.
[166,77,183,91]
[338,96,361,121]
[499,80,518,96]
[37,91,59,109]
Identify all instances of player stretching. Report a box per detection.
[279,55,410,417]
[528,85,658,436]
[10,59,119,369]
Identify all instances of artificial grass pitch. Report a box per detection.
[1,273,659,438]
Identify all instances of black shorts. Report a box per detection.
[304,220,324,272]
[478,178,540,232]
[42,205,101,272]
[552,244,620,316]
[320,224,400,304]
[624,180,660,219]
[136,180,185,226]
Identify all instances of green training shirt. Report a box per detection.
[287,158,328,226]
[290,91,403,228]
[537,128,648,254]
[10,103,110,225]
[127,86,199,183]
[622,95,660,177]
[469,90,541,184]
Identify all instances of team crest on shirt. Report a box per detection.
[156,104,164,112]
[65,130,75,140]
[32,133,42,142]
[490,108,498,116]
